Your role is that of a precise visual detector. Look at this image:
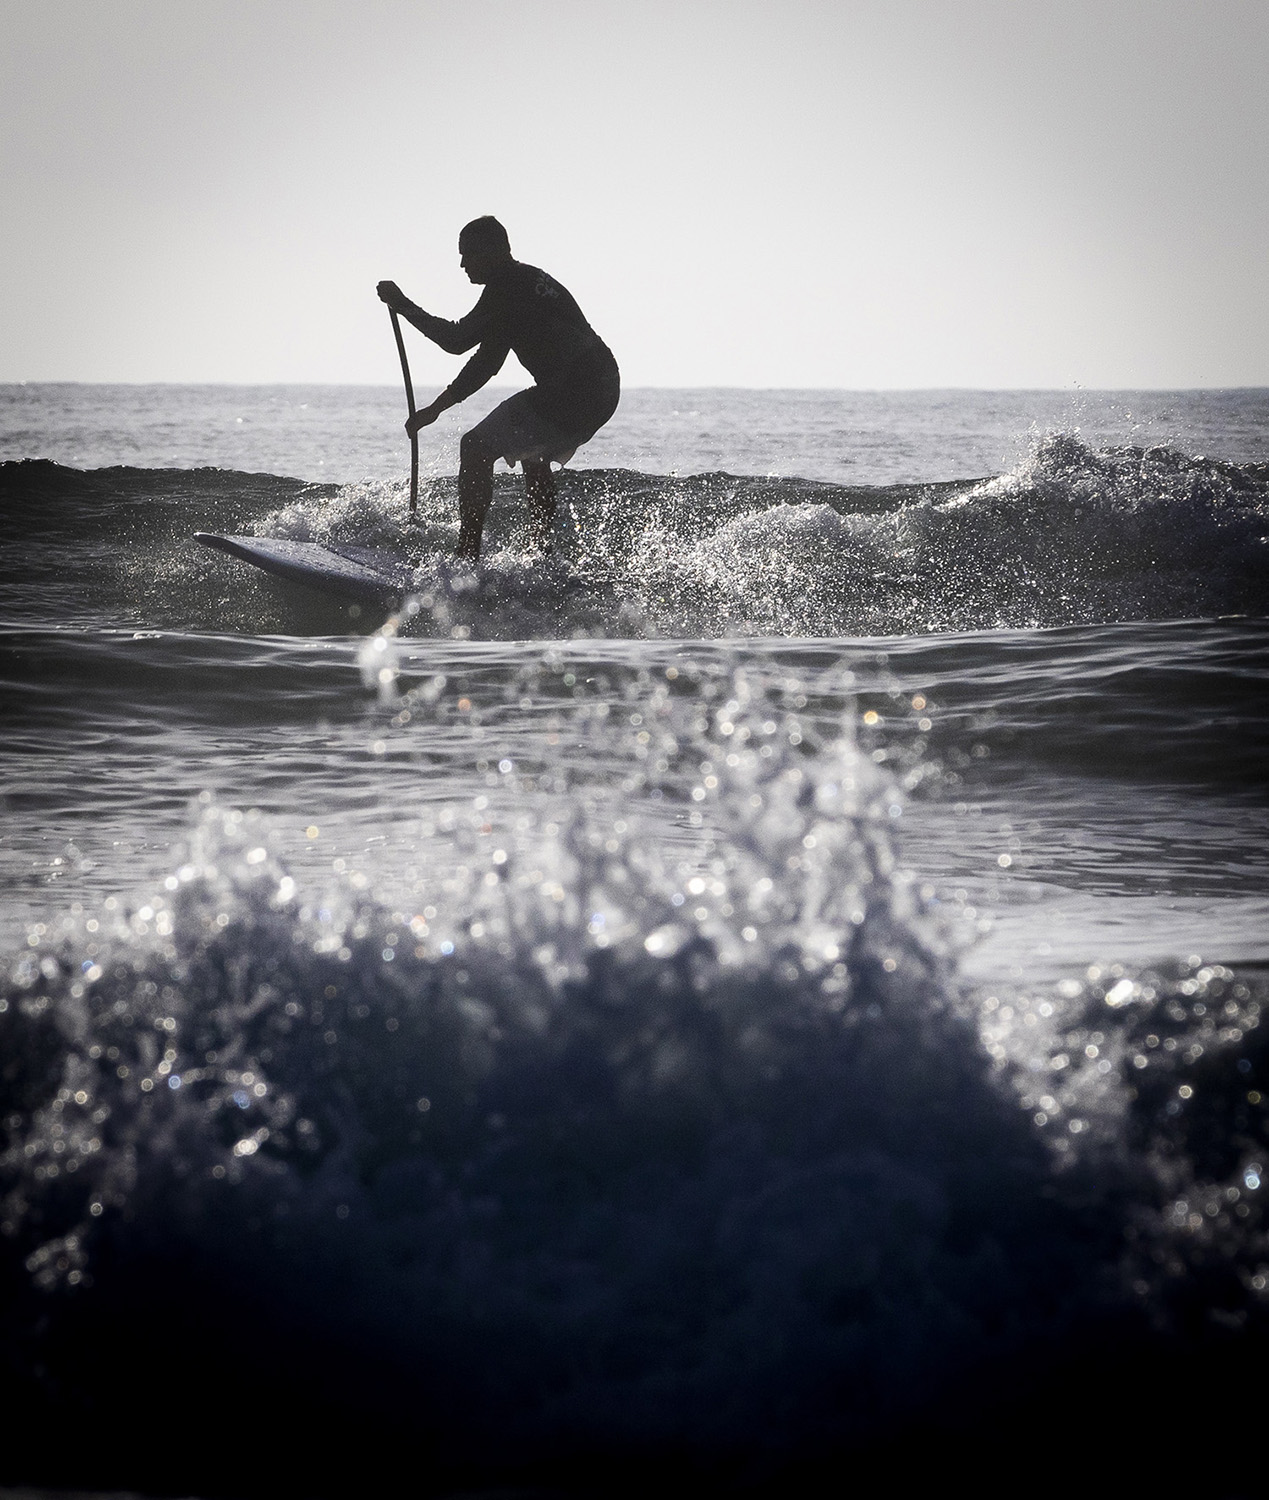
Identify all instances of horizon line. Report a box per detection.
[4,380,1268,395]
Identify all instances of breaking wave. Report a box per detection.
[3,670,1266,1491]
[4,430,1266,638]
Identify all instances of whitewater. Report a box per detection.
[1,382,1267,1498]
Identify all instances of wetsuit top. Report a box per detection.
[406,260,617,424]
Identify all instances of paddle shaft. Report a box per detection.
[389,308,419,515]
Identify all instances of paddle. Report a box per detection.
[389,307,419,516]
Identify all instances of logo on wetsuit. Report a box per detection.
[534,272,560,300]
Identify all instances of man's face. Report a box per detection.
[459,237,500,284]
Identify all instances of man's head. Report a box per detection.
[459,216,513,284]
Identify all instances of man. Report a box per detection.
[377,217,619,561]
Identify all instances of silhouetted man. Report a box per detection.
[377,217,620,561]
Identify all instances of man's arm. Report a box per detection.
[440,338,510,407]
[405,337,512,436]
[377,281,489,355]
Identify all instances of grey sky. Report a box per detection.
[2,0,1266,387]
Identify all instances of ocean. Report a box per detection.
[2,382,1267,1497]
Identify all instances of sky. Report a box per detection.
[2,0,1267,389]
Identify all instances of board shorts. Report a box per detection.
[466,350,620,468]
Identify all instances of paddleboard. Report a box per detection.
[195,533,416,606]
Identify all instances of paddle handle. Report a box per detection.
[389,308,419,515]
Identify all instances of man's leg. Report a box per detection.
[523,460,556,554]
[456,430,497,560]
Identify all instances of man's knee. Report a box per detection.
[460,430,496,469]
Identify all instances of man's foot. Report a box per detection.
[455,526,482,562]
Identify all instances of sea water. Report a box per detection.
[1,383,1267,1495]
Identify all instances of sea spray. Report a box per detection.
[250,431,1268,639]
[5,431,1265,637]
[0,672,1042,1459]
[4,665,1266,1476]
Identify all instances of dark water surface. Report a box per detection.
[1,386,1267,1495]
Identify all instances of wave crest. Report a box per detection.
[5,435,1266,636]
